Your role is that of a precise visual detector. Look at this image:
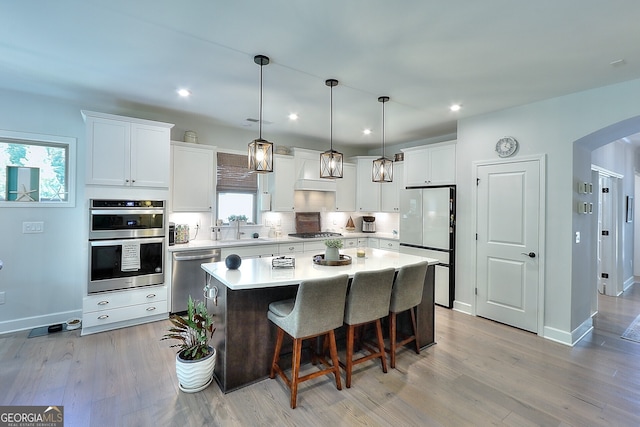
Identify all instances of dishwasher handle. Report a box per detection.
[172,250,221,262]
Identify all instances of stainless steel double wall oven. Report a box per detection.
[88,199,166,294]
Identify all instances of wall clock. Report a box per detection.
[496,136,518,157]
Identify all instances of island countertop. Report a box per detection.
[201,247,438,291]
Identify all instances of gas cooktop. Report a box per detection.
[288,232,343,239]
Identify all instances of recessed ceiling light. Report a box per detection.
[288,113,298,120]
[177,89,191,97]
[363,129,372,135]
[450,104,462,112]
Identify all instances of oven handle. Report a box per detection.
[90,237,165,246]
[90,208,165,215]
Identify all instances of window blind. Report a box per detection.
[216,152,257,192]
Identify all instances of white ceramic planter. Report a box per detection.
[325,247,340,261]
[175,347,216,393]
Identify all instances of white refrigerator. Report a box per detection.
[399,186,456,308]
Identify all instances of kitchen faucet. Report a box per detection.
[236,220,244,240]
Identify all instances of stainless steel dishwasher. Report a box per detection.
[171,249,221,313]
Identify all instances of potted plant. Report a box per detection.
[324,238,343,261]
[228,214,248,223]
[162,296,216,393]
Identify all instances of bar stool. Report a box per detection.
[341,268,396,388]
[388,261,429,369]
[267,274,349,409]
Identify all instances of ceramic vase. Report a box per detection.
[175,347,216,393]
[325,247,340,261]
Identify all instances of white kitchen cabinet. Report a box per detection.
[278,242,304,254]
[268,154,295,211]
[303,240,326,253]
[83,110,174,188]
[403,141,456,186]
[221,245,279,259]
[81,285,168,335]
[381,162,403,212]
[354,156,380,212]
[377,238,399,251]
[367,238,380,249]
[335,162,356,211]
[171,141,216,212]
[343,238,358,249]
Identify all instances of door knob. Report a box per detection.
[521,252,536,258]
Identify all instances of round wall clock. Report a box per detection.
[496,136,519,157]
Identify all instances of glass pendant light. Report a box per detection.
[248,54,273,173]
[320,79,343,179]
[372,96,393,182]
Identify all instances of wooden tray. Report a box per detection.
[313,254,352,266]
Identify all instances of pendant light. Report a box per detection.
[320,79,343,179]
[248,54,273,173]
[372,96,393,182]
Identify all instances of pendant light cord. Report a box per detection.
[330,83,333,151]
[381,100,385,158]
[259,62,263,140]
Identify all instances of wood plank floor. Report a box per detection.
[2,285,640,426]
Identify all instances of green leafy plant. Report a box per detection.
[228,214,248,222]
[162,296,216,360]
[324,238,344,249]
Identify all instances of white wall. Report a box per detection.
[456,77,640,345]
[0,88,349,334]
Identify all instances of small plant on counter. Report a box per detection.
[228,214,248,223]
[324,238,344,249]
[162,296,215,360]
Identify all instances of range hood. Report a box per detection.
[294,178,336,192]
[294,159,336,192]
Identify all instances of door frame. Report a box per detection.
[592,165,623,297]
[471,154,546,336]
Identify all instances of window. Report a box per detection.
[216,152,257,223]
[0,130,76,207]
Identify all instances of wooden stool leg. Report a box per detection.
[345,324,355,388]
[290,337,302,409]
[389,312,397,369]
[410,307,420,354]
[270,327,284,379]
[375,318,388,373]
[328,330,342,391]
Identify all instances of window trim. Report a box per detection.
[0,129,77,208]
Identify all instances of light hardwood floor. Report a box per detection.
[2,285,640,427]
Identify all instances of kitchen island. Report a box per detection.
[201,248,438,392]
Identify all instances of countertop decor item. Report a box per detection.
[345,216,355,231]
[313,254,352,266]
[162,296,216,393]
[324,238,343,261]
[225,254,242,269]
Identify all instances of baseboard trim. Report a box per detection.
[0,309,82,336]
[453,300,472,315]
[623,276,635,292]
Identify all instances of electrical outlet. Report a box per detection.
[23,221,44,233]
[0,291,5,305]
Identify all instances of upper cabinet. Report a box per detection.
[354,156,380,212]
[403,141,456,187]
[83,110,174,188]
[335,162,356,212]
[170,141,216,212]
[268,154,295,211]
[380,161,403,212]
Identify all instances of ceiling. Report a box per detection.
[3,1,640,149]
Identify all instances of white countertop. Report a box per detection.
[201,247,437,290]
[168,232,399,252]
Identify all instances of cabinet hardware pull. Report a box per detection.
[97,315,109,320]
[146,294,156,298]
[97,301,109,306]
[146,306,156,311]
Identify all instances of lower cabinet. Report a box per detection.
[221,245,279,259]
[278,242,304,254]
[81,285,168,335]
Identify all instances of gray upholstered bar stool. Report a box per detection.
[341,267,396,388]
[268,274,349,409]
[388,261,429,369]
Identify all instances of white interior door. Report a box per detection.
[476,159,541,333]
